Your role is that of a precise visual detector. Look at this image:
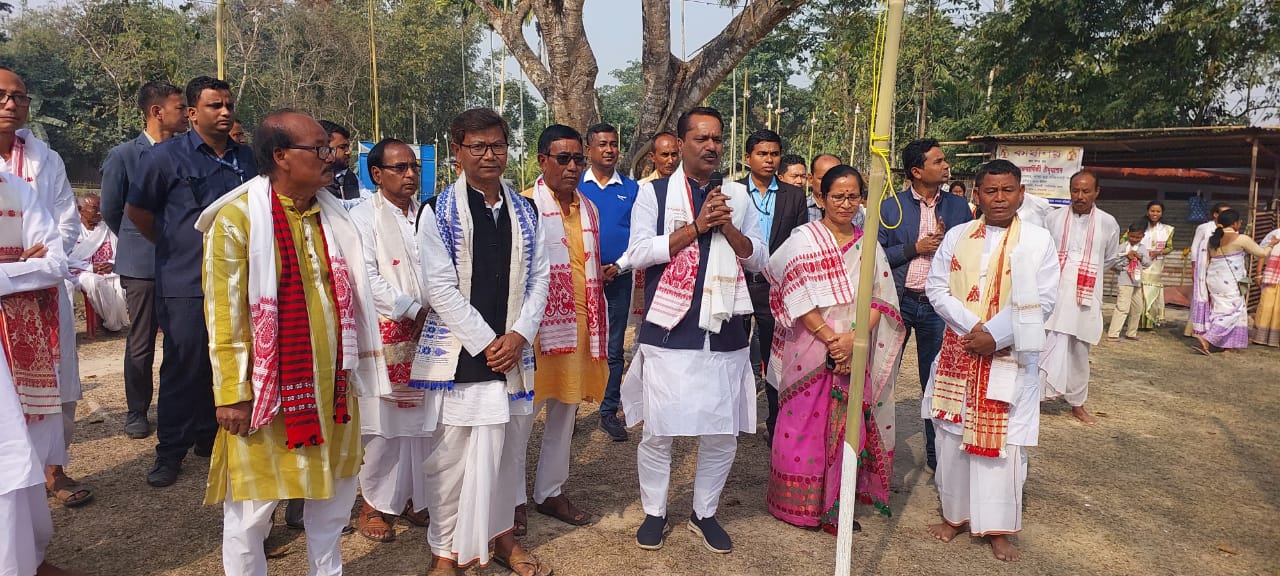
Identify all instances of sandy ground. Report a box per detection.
[44,303,1279,576]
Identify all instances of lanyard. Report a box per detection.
[205,146,246,182]
[749,184,773,216]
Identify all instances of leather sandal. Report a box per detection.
[357,503,395,542]
[493,548,552,576]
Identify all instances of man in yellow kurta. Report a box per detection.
[196,110,390,576]
[509,125,608,531]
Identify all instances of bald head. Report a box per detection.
[809,154,841,194]
[78,193,102,228]
[254,109,334,192]
[0,68,30,135]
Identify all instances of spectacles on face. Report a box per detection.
[461,141,509,157]
[378,162,421,174]
[548,153,588,167]
[0,91,32,107]
[285,145,335,161]
[825,194,861,206]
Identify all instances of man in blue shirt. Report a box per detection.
[126,76,257,488]
[100,80,187,441]
[736,129,808,443]
[577,122,639,442]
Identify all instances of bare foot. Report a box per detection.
[989,534,1021,562]
[927,521,966,543]
[1071,405,1098,425]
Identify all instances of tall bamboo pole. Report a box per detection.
[369,0,381,140]
[215,0,225,79]
[834,1,905,574]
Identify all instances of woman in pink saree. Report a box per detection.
[764,165,905,534]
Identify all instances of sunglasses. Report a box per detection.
[546,153,588,167]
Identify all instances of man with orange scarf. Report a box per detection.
[922,160,1059,562]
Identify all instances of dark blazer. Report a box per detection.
[876,187,974,297]
[100,132,155,279]
[737,177,809,255]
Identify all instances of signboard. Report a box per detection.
[356,142,438,202]
[995,144,1083,205]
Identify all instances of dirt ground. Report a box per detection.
[45,303,1279,576]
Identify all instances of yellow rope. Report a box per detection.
[867,1,903,230]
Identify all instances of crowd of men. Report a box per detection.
[0,69,1161,576]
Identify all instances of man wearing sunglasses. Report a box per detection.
[319,120,367,210]
[127,76,258,488]
[578,122,640,443]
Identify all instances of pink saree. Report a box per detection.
[763,223,905,533]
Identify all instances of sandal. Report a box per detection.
[357,502,395,542]
[401,500,430,527]
[493,548,553,576]
[46,475,93,508]
[535,494,596,527]
[514,503,528,536]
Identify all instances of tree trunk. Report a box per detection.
[472,0,807,175]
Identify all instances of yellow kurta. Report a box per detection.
[203,194,362,505]
[533,197,608,405]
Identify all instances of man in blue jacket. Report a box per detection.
[877,138,972,471]
[99,80,187,440]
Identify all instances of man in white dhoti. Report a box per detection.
[923,159,1059,562]
[68,194,128,332]
[411,108,552,576]
[0,172,81,575]
[0,67,88,510]
[1039,171,1120,425]
[348,138,433,542]
[617,106,768,554]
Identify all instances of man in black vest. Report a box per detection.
[737,129,808,444]
[617,106,767,555]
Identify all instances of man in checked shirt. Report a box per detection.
[877,138,973,471]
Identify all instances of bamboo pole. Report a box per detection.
[215,0,225,79]
[834,1,905,574]
[369,0,381,141]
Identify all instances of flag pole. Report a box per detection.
[834,0,905,574]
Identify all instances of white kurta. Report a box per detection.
[69,223,128,332]
[921,220,1058,536]
[0,131,81,405]
[1016,192,1056,229]
[618,179,769,437]
[1043,208,1121,345]
[921,221,1060,447]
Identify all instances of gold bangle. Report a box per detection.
[808,323,825,335]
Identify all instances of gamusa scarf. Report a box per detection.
[531,176,606,358]
[372,192,426,407]
[0,175,60,421]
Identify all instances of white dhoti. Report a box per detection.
[356,396,434,516]
[622,342,754,519]
[77,272,129,332]
[421,380,533,567]
[0,483,52,575]
[221,475,358,576]
[1039,331,1091,406]
[28,415,67,468]
[358,435,433,515]
[933,428,1027,536]
[510,399,579,507]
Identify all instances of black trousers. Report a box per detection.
[747,277,779,440]
[155,297,217,464]
[120,276,158,418]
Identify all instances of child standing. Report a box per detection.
[1109,221,1152,340]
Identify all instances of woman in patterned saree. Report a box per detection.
[1137,200,1174,329]
[1193,209,1277,354]
[1251,227,1280,347]
[764,165,905,534]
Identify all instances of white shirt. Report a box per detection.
[1017,192,1056,229]
[922,220,1059,447]
[349,195,424,321]
[0,130,78,255]
[582,167,623,188]
[621,179,769,276]
[1043,207,1121,344]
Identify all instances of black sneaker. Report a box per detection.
[124,413,150,439]
[688,513,732,554]
[635,514,670,550]
[147,459,180,487]
[599,411,629,442]
[284,499,305,529]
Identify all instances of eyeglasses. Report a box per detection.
[548,153,587,166]
[460,141,508,157]
[0,91,32,107]
[377,162,420,174]
[285,145,335,160]
[825,194,862,206]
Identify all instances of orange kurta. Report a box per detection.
[534,198,607,405]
